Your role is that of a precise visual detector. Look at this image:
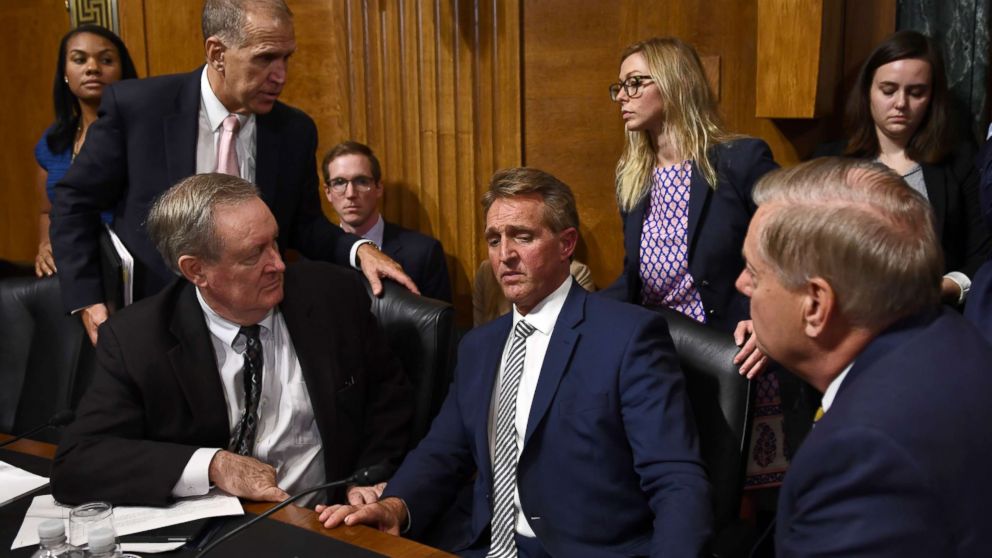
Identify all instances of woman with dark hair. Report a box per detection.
[34,24,137,277]
[818,30,991,303]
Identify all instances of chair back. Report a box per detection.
[0,276,96,442]
[362,278,457,448]
[649,306,755,529]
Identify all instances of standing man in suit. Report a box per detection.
[322,141,452,301]
[735,158,992,557]
[52,0,415,346]
[317,168,711,557]
[52,173,412,507]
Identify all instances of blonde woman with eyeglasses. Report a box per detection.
[603,37,800,491]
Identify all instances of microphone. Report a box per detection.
[196,463,391,557]
[0,410,75,449]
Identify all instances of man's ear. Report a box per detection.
[205,37,226,74]
[178,255,208,287]
[558,227,578,261]
[802,277,834,338]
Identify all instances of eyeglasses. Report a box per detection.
[608,75,654,101]
[326,175,375,193]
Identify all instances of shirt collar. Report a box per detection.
[358,214,384,247]
[821,362,854,413]
[200,67,252,132]
[195,286,275,348]
[511,276,572,337]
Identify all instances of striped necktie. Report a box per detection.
[487,319,537,558]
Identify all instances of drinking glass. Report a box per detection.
[68,501,116,548]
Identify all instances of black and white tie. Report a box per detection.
[230,325,263,456]
[488,319,537,558]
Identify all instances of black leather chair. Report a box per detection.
[649,306,756,556]
[0,275,96,443]
[362,277,458,449]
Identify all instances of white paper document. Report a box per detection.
[0,460,49,508]
[104,224,134,306]
[11,491,243,551]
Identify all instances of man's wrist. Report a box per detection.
[379,497,411,533]
[350,239,377,269]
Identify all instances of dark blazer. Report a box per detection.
[602,138,778,333]
[384,281,711,557]
[51,261,412,506]
[815,141,992,278]
[51,68,360,312]
[776,308,992,557]
[381,221,451,302]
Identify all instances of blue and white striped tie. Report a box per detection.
[488,319,537,558]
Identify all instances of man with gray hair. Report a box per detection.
[734,158,992,557]
[52,0,416,347]
[52,173,412,507]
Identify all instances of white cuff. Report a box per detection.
[171,448,221,498]
[349,239,377,269]
[945,271,971,304]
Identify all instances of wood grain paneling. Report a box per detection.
[0,1,70,263]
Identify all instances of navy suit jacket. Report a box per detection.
[384,281,711,557]
[602,138,778,333]
[51,261,412,506]
[380,221,451,302]
[51,68,359,311]
[776,309,992,557]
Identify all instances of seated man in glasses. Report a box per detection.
[322,141,452,302]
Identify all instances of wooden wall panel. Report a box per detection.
[522,0,895,290]
[0,1,70,263]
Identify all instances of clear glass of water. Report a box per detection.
[68,501,116,548]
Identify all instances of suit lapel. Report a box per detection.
[381,221,402,259]
[686,159,713,255]
[164,69,202,185]
[255,113,281,208]
[166,281,230,436]
[476,315,513,475]
[921,163,947,241]
[279,270,341,444]
[523,282,583,447]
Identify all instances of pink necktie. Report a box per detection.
[216,114,241,177]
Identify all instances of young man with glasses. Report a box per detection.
[322,141,452,302]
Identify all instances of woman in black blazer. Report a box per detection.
[604,37,779,377]
[817,30,991,304]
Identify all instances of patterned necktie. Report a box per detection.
[216,113,241,177]
[487,320,537,558]
[231,325,263,455]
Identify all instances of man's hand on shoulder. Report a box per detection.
[357,243,420,296]
[208,450,288,502]
[81,303,109,346]
[315,496,407,535]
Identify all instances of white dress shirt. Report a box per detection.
[820,363,854,414]
[487,276,572,538]
[171,290,326,505]
[196,68,256,179]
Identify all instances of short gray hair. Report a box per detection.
[202,0,292,47]
[147,173,260,274]
[482,167,579,233]
[753,157,942,329]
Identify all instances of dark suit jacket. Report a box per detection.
[602,138,778,333]
[776,309,992,557]
[384,281,711,557]
[51,261,412,506]
[815,141,992,278]
[978,138,992,230]
[51,68,359,312]
[381,221,451,302]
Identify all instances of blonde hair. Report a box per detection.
[615,37,734,211]
[753,158,942,330]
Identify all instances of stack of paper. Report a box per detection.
[0,460,48,507]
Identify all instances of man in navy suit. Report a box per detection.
[316,168,711,557]
[322,141,452,301]
[52,0,414,346]
[735,158,992,557]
